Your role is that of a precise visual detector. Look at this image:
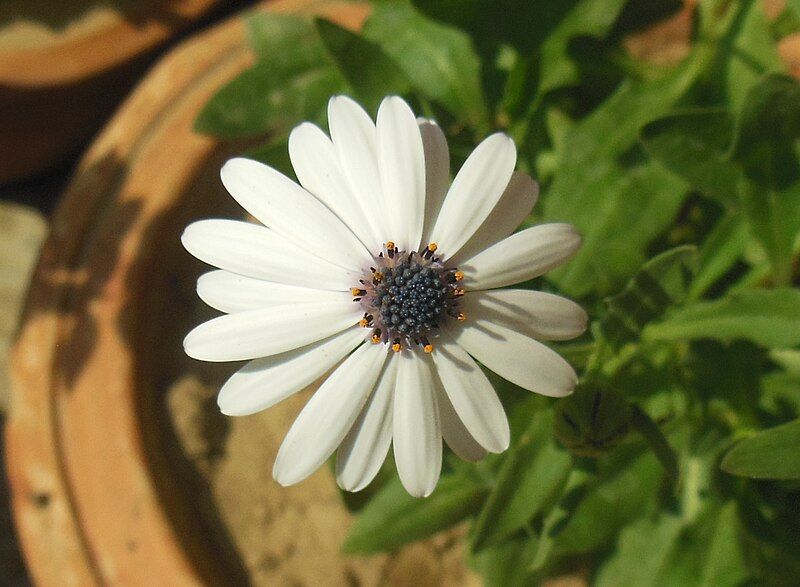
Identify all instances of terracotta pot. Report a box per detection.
[6,1,481,584]
[0,0,246,184]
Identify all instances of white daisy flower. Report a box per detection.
[182,95,586,497]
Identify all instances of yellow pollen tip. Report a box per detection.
[423,344,434,353]
[392,343,402,352]
[386,241,395,250]
[457,312,466,322]
[427,243,438,251]
[359,318,369,327]
[454,288,465,297]
[454,270,464,281]
[351,288,361,296]
[371,335,381,344]
[374,272,383,282]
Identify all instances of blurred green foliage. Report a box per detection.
[196,0,800,583]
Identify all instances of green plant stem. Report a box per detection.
[630,404,680,484]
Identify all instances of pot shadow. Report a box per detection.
[0,1,250,33]
[11,150,251,585]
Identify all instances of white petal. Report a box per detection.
[273,342,388,486]
[450,171,538,265]
[220,157,370,271]
[377,96,426,250]
[430,337,509,453]
[419,118,450,248]
[462,289,587,341]
[288,122,381,251]
[182,219,355,291]
[218,326,366,416]
[461,223,581,291]
[335,357,397,492]
[434,378,487,462]
[183,301,361,362]
[393,352,442,497]
[327,96,387,245]
[428,133,516,257]
[450,321,578,398]
[197,270,350,314]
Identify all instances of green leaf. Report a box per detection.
[247,12,329,67]
[538,0,628,96]
[469,535,541,587]
[471,408,572,552]
[245,135,293,177]
[343,474,487,554]
[728,75,800,284]
[556,163,688,297]
[362,1,488,128]
[738,178,800,285]
[195,63,347,139]
[595,514,684,587]
[723,0,785,111]
[687,212,749,301]
[315,18,409,112]
[195,13,348,139]
[646,288,800,347]
[721,420,800,479]
[550,446,663,555]
[660,502,750,586]
[600,246,697,349]
[732,74,800,190]
[543,45,715,296]
[596,502,749,587]
[640,109,740,203]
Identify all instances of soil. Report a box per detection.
[165,372,480,586]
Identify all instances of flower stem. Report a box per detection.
[630,404,679,484]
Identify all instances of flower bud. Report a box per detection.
[555,383,632,457]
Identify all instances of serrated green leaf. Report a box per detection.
[646,288,800,347]
[315,18,409,112]
[640,109,740,203]
[343,474,487,554]
[362,1,488,128]
[600,246,697,348]
[471,408,572,552]
[721,420,800,479]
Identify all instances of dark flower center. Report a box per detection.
[351,242,464,353]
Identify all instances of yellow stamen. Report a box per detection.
[392,342,402,353]
[457,312,466,322]
[427,243,438,252]
[371,335,381,344]
[386,241,395,250]
[423,344,434,353]
[454,288,465,297]
[351,287,366,296]
[454,270,464,281]
[359,318,369,327]
[373,272,383,282]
